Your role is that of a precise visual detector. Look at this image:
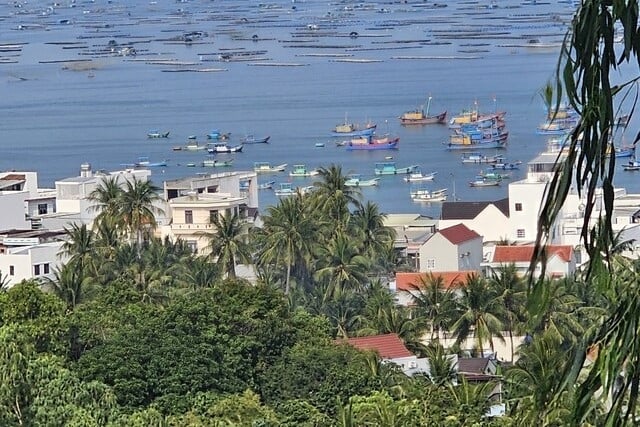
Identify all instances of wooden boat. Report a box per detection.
[345,174,380,187]
[448,108,506,130]
[536,105,579,135]
[254,162,287,173]
[374,162,419,175]
[289,164,319,177]
[202,157,233,167]
[461,153,504,164]
[410,188,447,202]
[469,177,501,187]
[446,126,509,150]
[207,142,243,153]
[258,180,276,190]
[404,171,437,182]
[480,170,510,180]
[399,96,447,125]
[147,130,170,138]
[206,129,231,140]
[609,145,635,158]
[331,116,377,137]
[346,135,399,151]
[183,142,207,151]
[241,135,271,144]
[123,157,168,168]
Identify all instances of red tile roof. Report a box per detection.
[343,333,413,359]
[438,223,481,245]
[492,245,573,263]
[395,271,476,292]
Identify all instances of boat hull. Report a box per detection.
[400,111,447,125]
[346,141,399,151]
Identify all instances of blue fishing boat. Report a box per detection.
[374,162,419,175]
[346,135,399,151]
[331,116,377,137]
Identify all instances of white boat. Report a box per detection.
[254,162,288,173]
[345,174,380,187]
[410,188,447,202]
[404,171,437,182]
[289,164,319,177]
[623,160,640,171]
[274,182,313,197]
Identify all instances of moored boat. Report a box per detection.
[289,164,319,177]
[399,95,447,125]
[461,153,505,164]
[331,117,377,137]
[207,142,243,153]
[404,170,437,182]
[206,129,231,140]
[469,176,501,187]
[241,134,271,144]
[147,130,170,138]
[202,157,234,167]
[410,188,447,202]
[346,135,400,151]
[374,162,419,175]
[123,157,168,168]
[274,182,313,197]
[491,160,522,170]
[623,160,640,171]
[254,162,288,173]
[345,174,380,187]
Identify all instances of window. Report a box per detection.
[34,264,40,276]
[185,210,193,224]
[9,265,14,276]
[517,229,526,238]
[426,259,436,270]
[515,203,522,212]
[186,240,198,253]
[43,263,50,274]
[209,210,219,223]
[37,203,48,215]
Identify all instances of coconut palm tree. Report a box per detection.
[88,175,124,232]
[46,263,83,309]
[313,164,361,230]
[116,177,163,257]
[409,273,459,341]
[60,223,96,283]
[206,210,251,279]
[488,264,527,362]
[257,193,318,295]
[451,273,505,357]
[351,201,396,268]
[314,232,369,302]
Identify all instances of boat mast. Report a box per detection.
[425,95,432,117]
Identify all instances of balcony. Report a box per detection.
[171,223,215,231]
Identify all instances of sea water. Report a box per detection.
[0,0,636,217]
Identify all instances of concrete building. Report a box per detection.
[419,224,483,272]
[0,171,55,230]
[0,229,67,288]
[483,244,576,278]
[439,198,510,243]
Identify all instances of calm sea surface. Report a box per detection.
[1,0,636,217]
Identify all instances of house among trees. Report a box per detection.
[482,245,576,278]
[419,223,483,272]
[341,333,431,376]
[391,271,476,306]
[439,198,510,243]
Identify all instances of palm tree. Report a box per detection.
[489,264,527,362]
[206,211,251,279]
[451,273,504,357]
[351,201,396,267]
[312,164,361,230]
[46,263,83,309]
[409,273,459,341]
[314,233,369,302]
[257,193,318,295]
[182,255,220,290]
[88,175,124,232]
[116,177,163,257]
[60,223,96,283]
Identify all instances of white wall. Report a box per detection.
[419,233,456,272]
[508,180,546,243]
[0,191,30,230]
[0,242,65,288]
[439,205,508,243]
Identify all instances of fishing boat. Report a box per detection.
[446,126,509,150]
[241,135,271,144]
[491,161,522,170]
[207,142,243,153]
[346,135,400,151]
[410,188,447,202]
[461,153,505,164]
[480,170,510,180]
[623,160,640,171]
[289,164,319,177]
[448,107,506,130]
[123,157,168,168]
[374,162,419,175]
[331,116,377,137]
[610,145,635,158]
[202,157,234,167]
[404,170,437,182]
[254,162,288,173]
[206,129,231,140]
[258,180,276,190]
[182,142,207,151]
[469,176,501,187]
[147,130,170,138]
[399,96,447,125]
[274,182,313,197]
[536,105,579,135]
[345,174,380,187]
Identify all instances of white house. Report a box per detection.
[419,223,483,272]
[482,244,576,278]
[0,171,55,230]
[0,229,67,288]
[391,270,476,306]
[341,333,433,376]
[439,198,510,243]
